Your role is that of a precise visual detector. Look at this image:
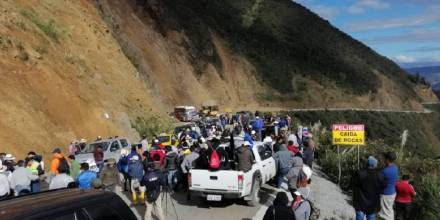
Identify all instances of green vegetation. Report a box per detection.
[149,0,418,99]
[19,9,61,42]
[132,116,172,139]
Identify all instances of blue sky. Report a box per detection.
[293,0,440,67]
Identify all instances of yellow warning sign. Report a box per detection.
[332,124,365,145]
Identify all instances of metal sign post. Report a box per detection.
[338,145,341,186]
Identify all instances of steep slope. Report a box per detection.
[0,0,168,159]
[94,0,436,110]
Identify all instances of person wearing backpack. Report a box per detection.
[128,147,145,205]
[117,149,130,191]
[50,148,69,181]
[141,162,165,220]
[163,146,179,189]
[273,144,294,188]
[292,189,312,220]
[263,191,296,220]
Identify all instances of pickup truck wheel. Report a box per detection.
[247,178,261,207]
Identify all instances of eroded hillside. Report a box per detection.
[0,0,437,160]
[0,0,167,159]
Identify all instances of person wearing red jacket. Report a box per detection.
[395,175,416,220]
[287,140,299,154]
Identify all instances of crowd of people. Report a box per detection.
[0,111,417,220]
[352,152,416,220]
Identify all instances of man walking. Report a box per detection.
[378,152,399,220]
[142,162,166,220]
[353,156,385,220]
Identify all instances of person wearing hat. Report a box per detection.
[263,191,295,220]
[127,146,145,205]
[99,158,122,192]
[0,160,10,200]
[235,141,254,173]
[77,163,97,190]
[378,152,399,220]
[49,161,74,190]
[292,189,312,220]
[353,156,385,220]
[10,160,39,196]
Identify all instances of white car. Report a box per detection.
[75,137,131,172]
[189,141,276,206]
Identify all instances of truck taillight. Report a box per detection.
[188,172,192,187]
[238,174,244,190]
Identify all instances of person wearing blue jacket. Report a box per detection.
[252,116,264,141]
[378,151,399,220]
[77,163,97,189]
[244,130,254,148]
[117,149,130,191]
[127,146,145,205]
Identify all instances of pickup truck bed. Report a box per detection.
[189,141,276,205]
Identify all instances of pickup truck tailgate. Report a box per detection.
[190,169,239,191]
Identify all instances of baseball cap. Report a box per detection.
[368,156,378,168]
[243,141,251,146]
[384,151,397,161]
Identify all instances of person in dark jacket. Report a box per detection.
[127,147,145,206]
[353,156,385,220]
[263,191,295,220]
[302,139,314,168]
[93,145,104,173]
[273,144,294,188]
[163,146,179,189]
[235,141,254,172]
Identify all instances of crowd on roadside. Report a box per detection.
[0,111,417,220]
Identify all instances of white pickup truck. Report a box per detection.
[189,141,276,206]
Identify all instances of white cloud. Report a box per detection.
[309,5,340,21]
[432,55,440,62]
[394,55,417,63]
[347,4,440,31]
[348,0,390,14]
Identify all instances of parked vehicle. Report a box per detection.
[174,106,199,122]
[76,137,131,172]
[157,133,179,146]
[189,141,276,206]
[201,100,219,117]
[0,189,137,220]
[173,122,201,137]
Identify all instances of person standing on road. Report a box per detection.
[142,162,166,220]
[10,160,39,196]
[235,141,254,173]
[117,149,130,191]
[181,145,200,200]
[49,162,74,190]
[302,138,315,169]
[99,158,121,192]
[252,115,264,141]
[50,148,66,179]
[273,144,294,188]
[128,147,145,205]
[141,134,149,152]
[0,160,11,200]
[163,146,179,189]
[77,163,97,190]
[263,191,296,220]
[378,152,399,220]
[25,152,44,193]
[395,175,416,220]
[93,145,104,174]
[286,152,304,196]
[292,165,313,220]
[68,155,81,180]
[353,156,385,220]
